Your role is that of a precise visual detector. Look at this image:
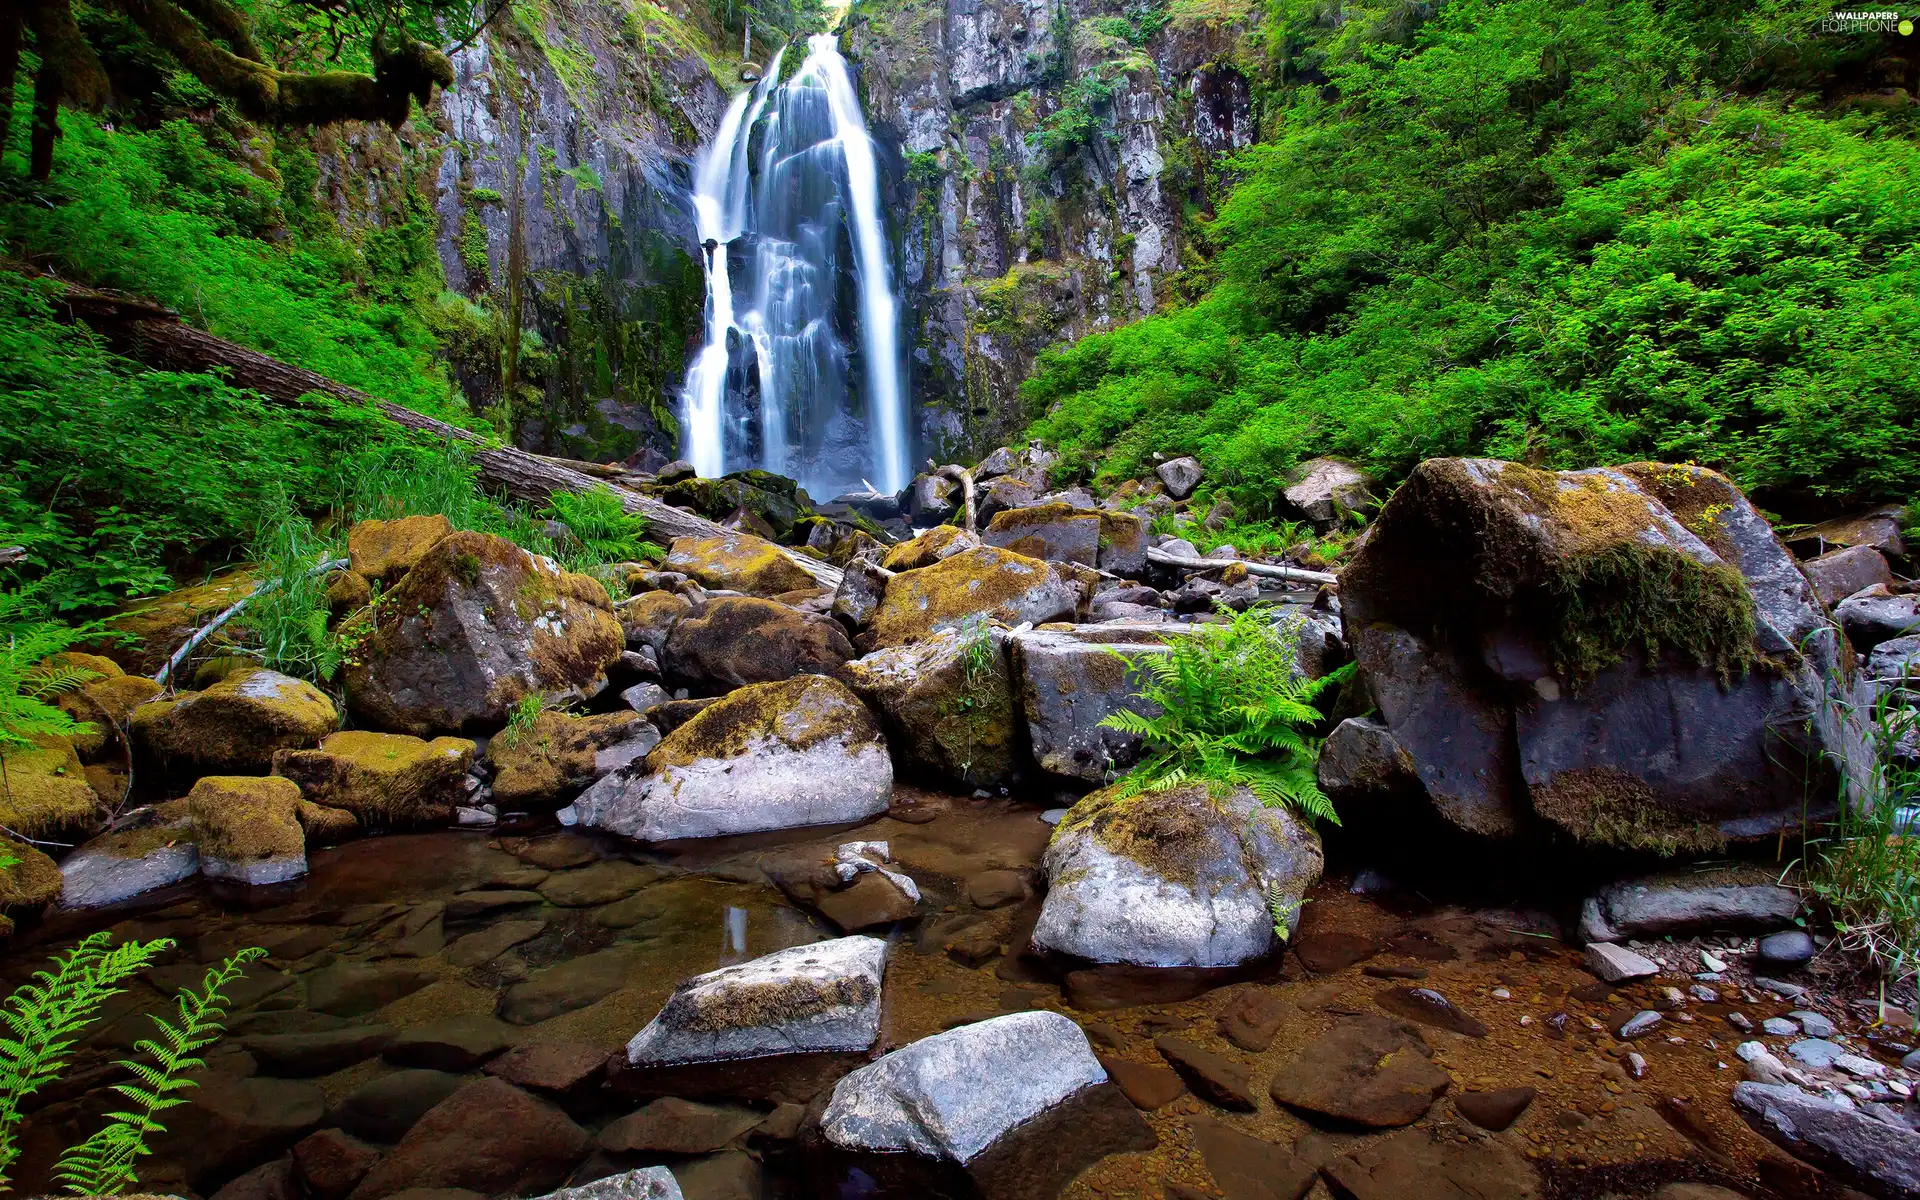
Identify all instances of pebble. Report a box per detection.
[1902,1048,1920,1071]
[1726,1012,1753,1032]
[1789,1010,1836,1038]
[1787,1039,1846,1068]
[1616,1011,1663,1040]
[1756,930,1817,968]
[1701,950,1729,972]
[1843,1082,1874,1101]
[1689,984,1719,1003]
[1625,1052,1647,1080]
[1755,977,1809,999]
[1039,809,1070,826]
[1892,1079,1912,1098]
[1585,943,1660,983]
[455,806,497,826]
[1762,1017,1800,1036]
[1491,987,1510,999]
[1835,1053,1887,1078]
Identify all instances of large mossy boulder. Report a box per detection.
[644,471,808,541]
[343,532,624,736]
[867,546,1082,649]
[619,590,693,658]
[347,514,455,584]
[845,626,1021,789]
[662,597,854,696]
[102,570,257,675]
[133,667,337,776]
[187,775,307,885]
[1341,459,1867,851]
[880,525,979,573]
[983,503,1102,567]
[0,737,100,843]
[487,710,659,809]
[57,664,163,760]
[0,837,64,918]
[663,534,816,598]
[1033,782,1324,968]
[274,730,475,827]
[563,676,892,841]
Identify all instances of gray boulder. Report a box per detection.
[562,676,891,841]
[1317,717,1424,809]
[1033,781,1323,968]
[1868,635,1920,698]
[58,827,199,910]
[815,1010,1153,1196]
[1282,458,1375,528]
[983,503,1101,567]
[1579,867,1799,943]
[901,472,959,525]
[1839,587,1920,652]
[1343,459,1869,850]
[1733,1081,1920,1199]
[1155,457,1204,501]
[626,937,887,1067]
[1010,626,1170,783]
[529,1167,682,1200]
[1804,545,1894,608]
[830,557,892,631]
[844,626,1021,789]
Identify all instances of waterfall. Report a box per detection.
[678,35,911,498]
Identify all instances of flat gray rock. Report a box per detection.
[1583,942,1659,983]
[58,835,199,910]
[1734,1081,1920,1199]
[821,1010,1106,1163]
[529,1167,683,1200]
[1581,869,1799,941]
[1788,1039,1846,1068]
[626,936,887,1067]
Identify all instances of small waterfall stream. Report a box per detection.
[680,35,910,499]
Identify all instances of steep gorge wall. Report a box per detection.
[306,0,740,462]
[848,0,1262,466]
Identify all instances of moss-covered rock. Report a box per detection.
[488,710,659,809]
[868,546,1083,648]
[983,503,1102,567]
[102,570,257,675]
[1034,781,1324,968]
[619,589,693,658]
[327,569,374,618]
[1097,511,1149,577]
[343,531,624,735]
[297,800,360,846]
[273,730,475,827]
[880,525,980,572]
[1343,458,1861,851]
[0,736,101,843]
[58,673,163,760]
[564,676,892,841]
[57,815,201,910]
[188,776,307,885]
[642,473,809,541]
[132,667,338,777]
[1009,626,1172,784]
[664,534,817,597]
[662,597,855,696]
[844,626,1020,789]
[0,837,63,913]
[348,514,455,583]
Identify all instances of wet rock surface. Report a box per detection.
[1267,1016,1449,1127]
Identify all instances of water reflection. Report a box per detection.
[722,904,750,962]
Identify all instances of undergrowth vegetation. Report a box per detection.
[1102,605,1352,820]
[1025,0,1920,516]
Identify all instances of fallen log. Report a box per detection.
[41,276,843,590]
[1146,547,1337,588]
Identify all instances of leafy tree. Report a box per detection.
[2,0,471,179]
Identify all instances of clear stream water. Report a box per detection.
[680,35,911,500]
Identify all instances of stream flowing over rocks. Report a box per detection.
[4,448,1917,1200]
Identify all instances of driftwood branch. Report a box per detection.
[1146,548,1337,588]
[39,275,844,591]
[0,547,24,566]
[155,556,349,687]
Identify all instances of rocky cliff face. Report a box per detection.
[848,0,1259,464]
[307,0,738,462]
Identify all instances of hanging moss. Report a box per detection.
[1545,541,1757,686]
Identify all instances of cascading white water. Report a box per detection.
[677,35,910,498]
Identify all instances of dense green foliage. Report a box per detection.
[0,592,102,756]
[1026,0,1920,514]
[1101,606,1352,820]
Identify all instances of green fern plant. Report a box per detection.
[1099,605,1353,821]
[0,591,101,757]
[0,933,175,1188]
[52,946,266,1195]
[543,486,664,570]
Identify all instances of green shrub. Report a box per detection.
[1100,606,1353,820]
[1024,0,1920,513]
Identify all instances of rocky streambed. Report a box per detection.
[2,449,1916,1199]
[5,805,1913,1200]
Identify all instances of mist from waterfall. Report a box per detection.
[679,35,910,499]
